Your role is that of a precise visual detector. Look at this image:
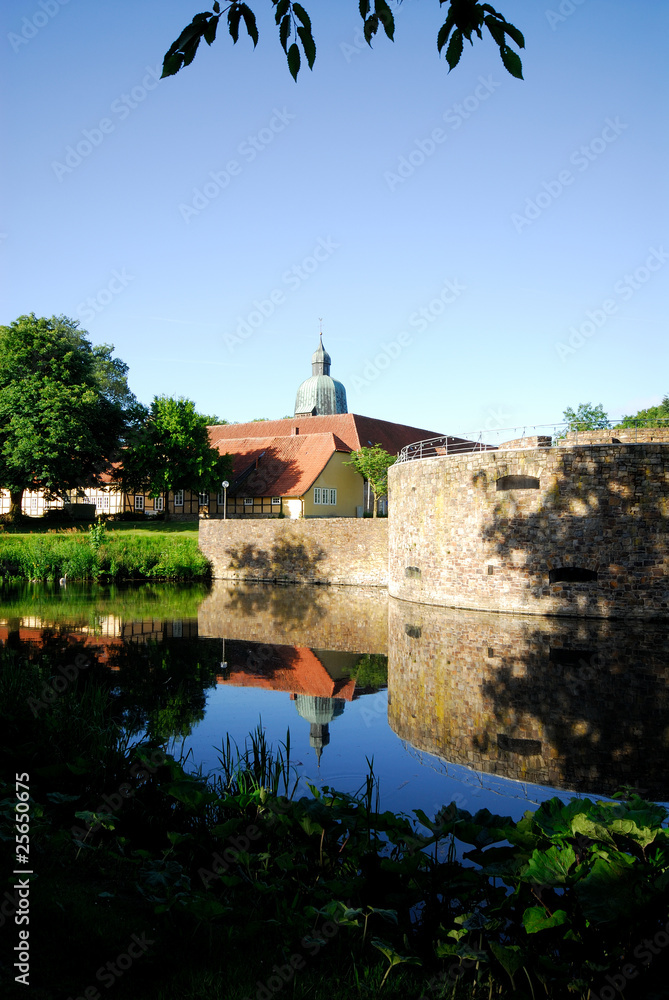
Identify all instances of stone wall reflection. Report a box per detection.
[388,598,669,799]
[199,581,388,653]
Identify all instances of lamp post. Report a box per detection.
[221,480,229,520]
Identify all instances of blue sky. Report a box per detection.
[2,0,667,436]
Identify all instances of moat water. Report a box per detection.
[3,581,668,816]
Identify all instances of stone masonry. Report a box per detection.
[199,518,388,587]
[389,444,669,617]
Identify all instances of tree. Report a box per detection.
[562,403,610,432]
[0,314,134,520]
[162,1,525,83]
[619,396,669,427]
[119,395,233,507]
[345,444,395,518]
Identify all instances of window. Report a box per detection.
[244,498,253,507]
[154,496,164,512]
[314,488,322,504]
[329,489,337,505]
[549,567,598,584]
[174,490,183,507]
[198,493,209,507]
[30,497,38,510]
[134,495,144,511]
[217,490,225,505]
[496,475,540,491]
[271,497,280,506]
[314,487,336,505]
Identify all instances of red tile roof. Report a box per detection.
[208,413,446,457]
[214,432,348,498]
[215,644,357,700]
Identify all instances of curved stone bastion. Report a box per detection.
[388,443,669,618]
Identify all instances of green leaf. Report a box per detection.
[359,0,371,18]
[375,0,395,41]
[161,52,184,78]
[297,26,316,69]
[484,15,505,48]
[287,42,301,80]
[504,22,525,49]
[445,29,463,71]
[239,4,259,47]
[293,3,312,31]
[523,844,576,885]
[363,13,379,46]
[523,906,569,934]
[203,14,219,46]
[489,942,524,977]
[228,5,242,43]
[574,853,639,923]
[46,792,80,804]
[500,44,523,79]
[274,0,290,22]
[279,13,291,53]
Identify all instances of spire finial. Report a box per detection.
[318,317,323,337]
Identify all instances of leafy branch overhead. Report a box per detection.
[162,0,525,82]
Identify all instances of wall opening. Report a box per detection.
[405,566,421,579]
[549,647,596,666]
[405,624,422,639]
[549,567,598,584]
[497,734,542,755]
[496,475,540,491]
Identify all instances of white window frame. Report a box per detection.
[217,490,225,505]
[313,487,322,504]
[30,497,38,510]
[174,490,184,507]
[271,497,280,506]
[154,496,164,512]
[134,495,144,511]
[243,498,253,507]
[198,492,209,507]
[329,489,337,505]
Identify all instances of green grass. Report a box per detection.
[0,519,199,536]
[0,527,210,581]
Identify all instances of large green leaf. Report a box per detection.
[522,906,569,934]
[574,853,639,923]
[523,844,576,885]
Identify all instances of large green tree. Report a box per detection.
[119,395,233,507]
[562,403,610,433]
[620,396,669,427]
[0,314,134,520]
[162,1,525,82]
[345,444,395,518]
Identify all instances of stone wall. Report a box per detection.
[388,444,669,617]
[198,580,388,652]
[387,598,669,797]
[199,518,388,587]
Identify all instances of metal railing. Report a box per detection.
[395,419,669,463]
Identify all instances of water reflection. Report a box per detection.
[388,599,669,800]
[3,581,668,805]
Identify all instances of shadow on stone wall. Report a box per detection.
[479,447,668,615]
[226,535,327,583]
[387,598,669,799]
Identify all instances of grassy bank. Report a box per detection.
[0,525,210,581]
[1,647,668,1000]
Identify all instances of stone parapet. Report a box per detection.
[199,518,388,587]
[388,444,669,618]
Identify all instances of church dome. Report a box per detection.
[294,334,348,417]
